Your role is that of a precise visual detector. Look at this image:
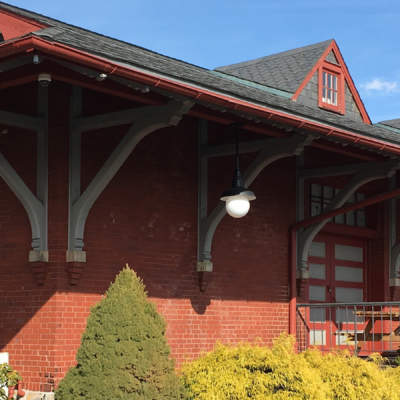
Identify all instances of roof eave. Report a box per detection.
[0,34,399,156]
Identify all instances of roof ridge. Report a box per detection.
[215,39,333,71]
[0,1,210,72]
[380,118,400,124]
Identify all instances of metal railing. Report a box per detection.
[296,302,400,355]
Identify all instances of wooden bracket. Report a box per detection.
[197,120,314,291]
[297,160,400,275]
[66,86,194,284]
[0,85,49,285]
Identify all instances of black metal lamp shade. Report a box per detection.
[220,187,256,201]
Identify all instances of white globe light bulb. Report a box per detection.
[225,197,250,218]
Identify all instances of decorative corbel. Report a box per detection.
[0,85,48,285]
[67,86,193,284]
[297,160,400,279]
[197,120,314,291]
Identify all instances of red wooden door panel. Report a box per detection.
[308,234,366,350]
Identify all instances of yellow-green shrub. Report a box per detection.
[180,334,400,400]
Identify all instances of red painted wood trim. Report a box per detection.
[292,41,334,101]
[0,36,393,154]
[331,41,371,124]
[312,142,379,162]
[289,229,297,335]
[321,222,377,239]
[317,62,345,114]
[293,187,400,231]
[383,200,390,301]
[0,8,47,30]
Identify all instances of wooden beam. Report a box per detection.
[0,109,44,131]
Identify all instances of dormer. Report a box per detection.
[215,40,371,125]
[293,41,370,123]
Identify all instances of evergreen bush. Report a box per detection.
[56,266,181,400]
[181,334,400,400]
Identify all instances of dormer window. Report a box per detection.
[318,63,345,114]
[322,71,338,105]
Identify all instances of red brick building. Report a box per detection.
[1,2,400,396]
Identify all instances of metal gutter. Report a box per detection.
[1,35,400,156]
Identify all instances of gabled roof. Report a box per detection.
[215,40,333,93]
[379,119,400,130]
[0,2,399,153]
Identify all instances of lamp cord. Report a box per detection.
[232,125,243,188]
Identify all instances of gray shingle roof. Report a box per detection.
[0,2,400,149]
[379,119,400,130]
[215,40,333,93]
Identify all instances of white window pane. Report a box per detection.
[310,330,326,345]
[335,330,363,345]
[328,73,332,89]
[335,266,363,282]
[346,210,355,226]
[336,308,363,324]
[332,91,337,105]
[310,307,326,322]
[323,71,327,86]
[323,186,334,198]
[333,75,337,90]
[311,202,322,216]
[310,263,326,280]
[322,87,327,100]
[335,330,350,345]
[334,214,345,224]
[357,210,366,227]
[310,242,326,257]
[335,287,363,303]
[310,285,326,301]
[335,244,363,262]
[311,183,322,196]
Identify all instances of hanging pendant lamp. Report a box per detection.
[220,125,255,218]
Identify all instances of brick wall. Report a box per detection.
[0,82,295,390]
[0,77,391,391]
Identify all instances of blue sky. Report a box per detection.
[5,1,400,123]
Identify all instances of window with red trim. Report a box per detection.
[318,63,345,114]
[309,183,367,227]
[322,71,338,106]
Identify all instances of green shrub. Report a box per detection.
[0,363,21,400]
[56,266,181,400]
[181,334,400,400]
